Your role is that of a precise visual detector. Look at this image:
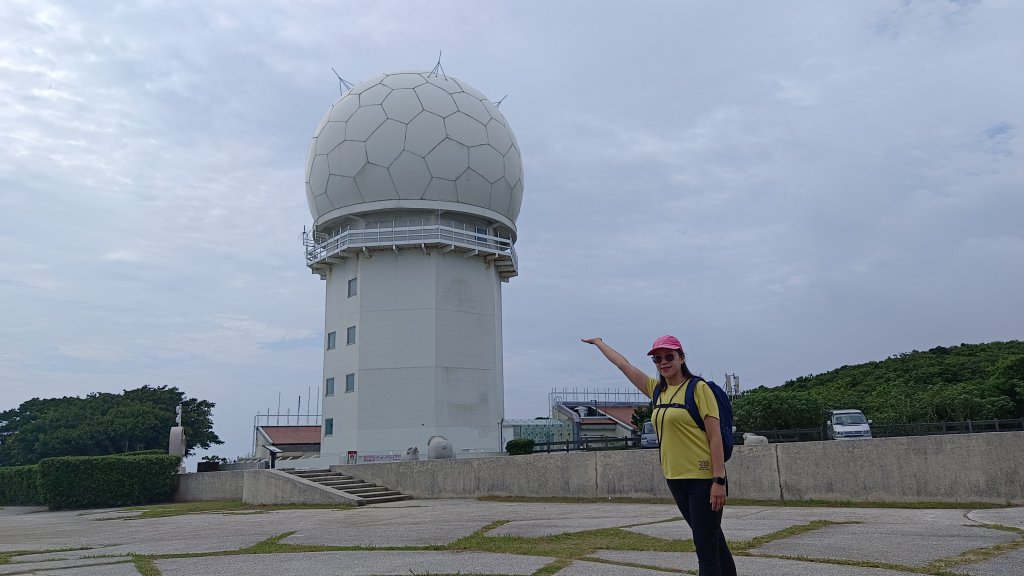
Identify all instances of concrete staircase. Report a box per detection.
[283,469,412,505]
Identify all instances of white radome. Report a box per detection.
[305,72,523,226]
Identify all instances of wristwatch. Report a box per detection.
[712,476,727,485]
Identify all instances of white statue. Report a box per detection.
[168,426,186,456]
[426,435,454,459]
[400,446,420,461]
[742,432,769,446]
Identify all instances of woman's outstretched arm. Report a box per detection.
[581,337,649,393]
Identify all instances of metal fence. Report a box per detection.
[746,418,1024,444]
[304,223,515,265]
[872,418,1024,437]
[532,436,640,453]
[526,418,1024,452]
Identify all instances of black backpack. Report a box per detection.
[652,376,735,461]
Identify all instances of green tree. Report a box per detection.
[0,386,222,466]
[732,341,1024,431]
[631,404,652,432]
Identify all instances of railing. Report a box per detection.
[532,436,640,453]
[527,418,1024,452]
[304,223,517,268]
[872,418,1024,437]
[548,388,649,411]
[254,413,322,427]
[743,418,1024,444]
[744,427,825,443]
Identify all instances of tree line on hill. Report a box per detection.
[731,341,1024,431]
[0,385,222,466]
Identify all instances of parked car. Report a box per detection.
[826,409,873,440]
[640,421,659,448]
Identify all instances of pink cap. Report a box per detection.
[647,335,684,356]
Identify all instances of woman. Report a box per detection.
[583,335,736,576]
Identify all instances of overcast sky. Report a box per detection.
[2,1,1021,463]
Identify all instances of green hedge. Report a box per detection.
[119,449,171,457]
[0,465,42,505]
[37,454,181,509]
[505,438,535,455]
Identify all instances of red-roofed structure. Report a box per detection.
[256,425,321,459]
[549,389,648,442]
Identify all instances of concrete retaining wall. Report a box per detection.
[174,469,358,506]
[339,432,1024,504]
[776,432,1024,503]
[175,470,245,501]
[240,470,358,506]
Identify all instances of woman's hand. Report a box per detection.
[710,483,727,512]
[581,337,649,392]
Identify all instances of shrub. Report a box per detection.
[37,453,181,509]
[0,465,42,505]
[505,438,535,455]
[119,449,171,457]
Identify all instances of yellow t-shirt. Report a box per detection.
[646,376,719,479]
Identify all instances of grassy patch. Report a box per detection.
[116,514,1024,576]
[479,495,675,505]
[142,530,443,561]
[0,559,134,576]
[131,555,162,576]
[730,499,1014,510]
[533,558,574,575]
[923,523,1024,573]
[0,548,95,566]
[747,552,943,574]
[114,500,353,519]
[736,522,1024,576]
[447,519,694,559]
[731,520,848,553]
[477,495,1013,509]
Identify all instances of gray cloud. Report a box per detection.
[1,0,1021,461]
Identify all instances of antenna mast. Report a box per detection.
[429,50,447,79]
[331,68,354,96]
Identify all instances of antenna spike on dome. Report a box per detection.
[495,94,508,108]
[429,50,447,80]
[331,67,354,96]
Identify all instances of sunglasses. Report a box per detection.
[651,353,678,364]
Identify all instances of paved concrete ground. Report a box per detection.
[1,500,1021,575]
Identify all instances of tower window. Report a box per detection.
[346,326,356,345]
[345,373,355,393]
[324,418,334,436]
[326,331,336,350]
[325,377,335,396]
[348,277,358,297]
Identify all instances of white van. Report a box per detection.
[826,409,873,440]
[640,421,659,448]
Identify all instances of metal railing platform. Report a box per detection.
[303,223,518,280]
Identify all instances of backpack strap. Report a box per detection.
[684,376,707,432]
[651,382,686,410]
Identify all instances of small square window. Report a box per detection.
[347,277,358,298]
[346,325,356,345]
[325,377,335,396]
[324,418,334,436]
[345,373,355,393]
[326,331,336,350]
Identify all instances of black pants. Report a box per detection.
[666,478,737,576]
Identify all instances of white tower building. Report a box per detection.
[302,71,523,459]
